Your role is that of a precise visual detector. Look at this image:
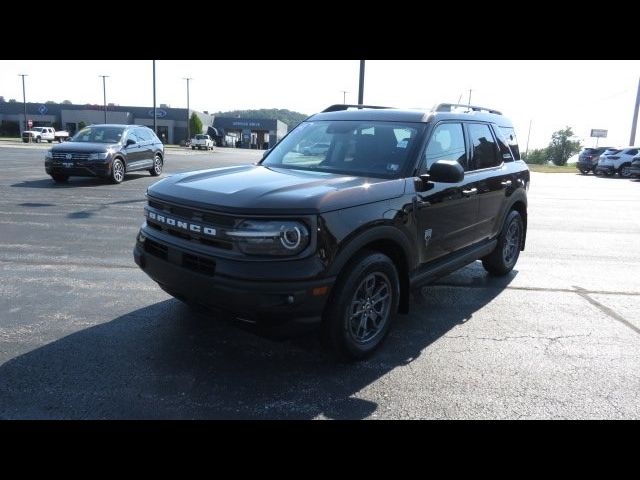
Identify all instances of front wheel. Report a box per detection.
[149,155,163,176]
[110,158,125,184]
[619,164,632,178]
[323,251,399,360]
[35,137,41,143]
[482,209,524,276]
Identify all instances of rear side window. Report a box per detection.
[625,149,638,156]
[499,126,520,160]
[135,128,151,142]
[492,126,515,162]
[423,122,467,171]
[468,123,501,169]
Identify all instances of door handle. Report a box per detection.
[462,188,478,197]
[501,180,512,187]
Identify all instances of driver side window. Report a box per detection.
[422,123,467,172]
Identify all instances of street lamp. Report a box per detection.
[18,74,28,140]
[99,75,109,123]
[152,61,157,135]
[183,77,192,142]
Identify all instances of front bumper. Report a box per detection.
[133,231,335,324]
[45,160,110,177]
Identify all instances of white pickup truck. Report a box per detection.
[191,134,214,150]
[22,127,70,143]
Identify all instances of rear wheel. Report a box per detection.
[51,174,69,183]
[482,210,523,276]
[110,158,125,184]
[323,250,399,360]
[149,154,163,176]
[35,136,41,143]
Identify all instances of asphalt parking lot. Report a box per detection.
[1,143,639,419]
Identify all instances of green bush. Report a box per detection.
[523,148,548,165]
[189,112,203,139]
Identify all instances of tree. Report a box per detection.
[523,147,549,165]
[62,100,72,104]
[45,100,57,104]
[547,126,581,166]
[189,112,203,138]
[8,98,17,103]
[0,96,5,103]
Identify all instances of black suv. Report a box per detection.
[576,146,612,174]
[134,104,529,358]
[45,124,164,184]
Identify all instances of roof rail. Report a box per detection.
[434,103,502,115]
[322,104,392,113]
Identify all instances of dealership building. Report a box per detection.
[0,102,288,147]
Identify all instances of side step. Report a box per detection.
[409,239,497,288]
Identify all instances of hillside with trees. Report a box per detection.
[214,109,308,130]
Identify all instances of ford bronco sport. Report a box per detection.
[134,103,530,359]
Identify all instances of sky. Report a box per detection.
[1,60,639,150]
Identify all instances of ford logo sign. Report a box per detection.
[65,154,72,160]
[149,109,167,118]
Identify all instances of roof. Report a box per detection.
[307,104,514,127]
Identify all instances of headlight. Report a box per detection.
[88,152,109,160]
[226,220,310,256]
[45,150,52,160]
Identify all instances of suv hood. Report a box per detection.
[50,142,119,153]
[148,165,406,214]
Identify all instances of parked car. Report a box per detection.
[191,134,214,150]
[45,124,164,184]
[133,102,529,359]
[576,146,612,174]
[22,126,69,143]
[302,142,330,155]
[595,147,638,177]
[628,154,640,178]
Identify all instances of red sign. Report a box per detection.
[27,119,33,128]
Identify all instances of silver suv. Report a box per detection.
[595,147,638,177]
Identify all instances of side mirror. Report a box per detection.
[425,160,464,183]
[126,139,136,146]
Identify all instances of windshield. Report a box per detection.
[262,120,425,178]
[70,126,125,144]
[195,134,207,140]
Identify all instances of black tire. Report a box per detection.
[191,146,195,150]
[110,158,125,184]
[618,164,632,178]
[51,174,69,183]
[149,154,163,176]
[322,250,400,360]
[482,210,524,276]
[579,169,588,174]
[35,137,41,143]
[47,140,53,143]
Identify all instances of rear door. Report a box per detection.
[465,122,512,240]
[133,128,154,169]
[414,121,480,263]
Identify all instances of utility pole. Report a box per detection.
[630,77,640,146]
[99,75,109,123]
[468,89,472,106]
[341,90,349,104]
[18,74,28,141]
[153,60,157,135]
[525,119,532,159]
[183,77,192,142]
[358,60,365,106]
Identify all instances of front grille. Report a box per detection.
[144,238,168,260]
[146,197,237,251]
[52,152,91,161]
[182,253,216,275]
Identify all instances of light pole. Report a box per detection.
[630,77,640,146]
[183,77,192,142]
[525,119,532,159]
[18,74,28,140]
[358,61,365,106]
[341,90,349,104]
[99,75,109,123]
[152,61,157,135]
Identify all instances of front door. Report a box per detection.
[414,122,480,263]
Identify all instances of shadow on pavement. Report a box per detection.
[0,265,516,419]
[11,174,150,189]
